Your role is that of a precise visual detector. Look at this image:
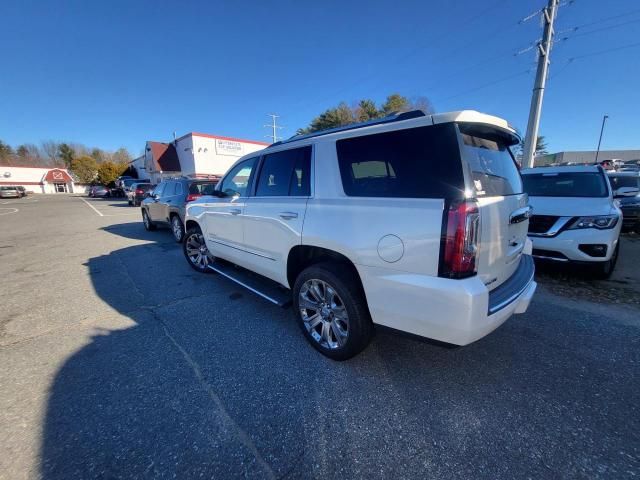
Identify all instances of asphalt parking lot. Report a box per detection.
[1,194,639,479]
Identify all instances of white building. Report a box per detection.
[140,132,268,183]
[0,166,76,193]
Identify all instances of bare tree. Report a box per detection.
[41,140,60,166]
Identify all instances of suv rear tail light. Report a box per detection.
[135,189,143,195]
[439,200,480,279]
[186,193,201,202]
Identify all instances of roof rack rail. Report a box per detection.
[270,109,427,147]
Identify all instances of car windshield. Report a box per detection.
[608,175,639,189]
[123,179,137,187]
[1,186,17,190]
[522,172,608,197]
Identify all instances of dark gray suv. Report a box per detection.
[141,178,218,242]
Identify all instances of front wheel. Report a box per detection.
[293,262,373,360]
[593,242,619,279]
[183,227,214,273]
[171,215,185,243]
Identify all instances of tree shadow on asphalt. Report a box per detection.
[40,223,640,479]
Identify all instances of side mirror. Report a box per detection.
[614,186,640,198]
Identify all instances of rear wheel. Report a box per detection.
[293,262,373,360]
[593,242,619,279]
[183,226,214,273]
[171,215,185,243]
[142,209,156,231]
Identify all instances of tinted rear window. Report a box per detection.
[608,175,639,189]
[336,123,463,198]
[189,182,217,195]
[460,133,522,197]
[522,172,608,197]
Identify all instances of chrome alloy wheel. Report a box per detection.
[299,279,349,349]
[184,232,213,270]
[172,216,183,241]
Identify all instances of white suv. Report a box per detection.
[521,165,622,278]
[183,110,537,359]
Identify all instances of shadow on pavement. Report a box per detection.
[39,224,640,478]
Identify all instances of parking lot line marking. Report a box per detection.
[80,198,104,216]
[0,207,19,216]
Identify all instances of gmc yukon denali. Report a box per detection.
[182,110,537,360]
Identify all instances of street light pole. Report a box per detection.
[594,115,609,164]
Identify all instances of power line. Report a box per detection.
[549,41,640,81]
[556,17,640,43]
[285,0,509,113]
[442,68,533,101]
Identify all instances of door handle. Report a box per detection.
[230,208,241,215]
[279,211,298,220]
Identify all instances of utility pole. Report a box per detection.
[523,0,559,168]
[594,115,609,164]
[264,114,284,143]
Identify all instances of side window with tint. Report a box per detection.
[164,182,176,197]
[256,146,311,197]
[336,124,463,198]
[175,182,183,196]
[220,157,257,197]
[153,183,165,197]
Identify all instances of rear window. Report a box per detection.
[189,182,217,195]
[460,133,522,197]
[608,175,639,189]
[336,123,463,198]
[522,172,608,197]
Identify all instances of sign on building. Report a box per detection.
[215,139,244,156]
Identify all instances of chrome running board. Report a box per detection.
[206,262,292,308]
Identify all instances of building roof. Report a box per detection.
[147,142,181,172]
[176,132,269,146]
[521,165,602,174]
[0,166,73,184]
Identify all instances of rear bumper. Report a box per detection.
[356,255,536,346]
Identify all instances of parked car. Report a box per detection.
[88,185,109,198]
[521,165,622,278]
[182,109,537,359]
[16,186,27,197]
[608,172,640,232]
[0,186,20,198]
[127,182,154,206]
[141,178,218,242]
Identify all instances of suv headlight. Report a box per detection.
[569,215,619,230]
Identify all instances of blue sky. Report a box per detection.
[1,0,639,156]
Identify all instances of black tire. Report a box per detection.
[171,215,185,243]
[593,242,619,279]
[293,262,373,360]
[133,199,140,207]
[183,226,214,274]
[128,199,133,206]
[142,209,156,231]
